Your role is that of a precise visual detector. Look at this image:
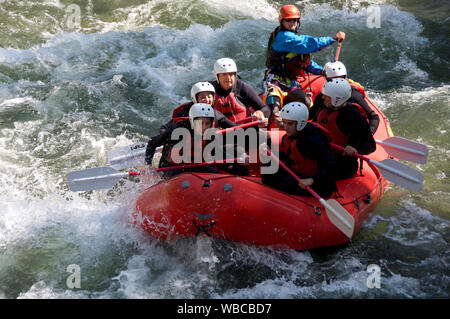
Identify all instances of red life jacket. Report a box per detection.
[214,92,248,123]
[316,108,349,147]
[280,134,318,178]
[171,102,191,124]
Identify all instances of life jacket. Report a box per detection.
[280,135,318,178]
[262,85,288,106]
[279,123,331,178]
[347,79,371,122]
[214,92,248,123]
[316,107,350,147]
[266,26,312,80]
[171,102,191,124]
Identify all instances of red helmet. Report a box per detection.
[279,4,301,23]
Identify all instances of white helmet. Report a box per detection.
[190,82,215,103]
[323,61,347,79]
[280,102,309,131]
[321,78,352,107]
[214,58,237,80]
[189,103,215,129]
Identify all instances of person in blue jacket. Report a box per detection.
[263,4,346,113]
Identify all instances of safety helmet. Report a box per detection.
[189,103,215,130]
[190,82,215,103]
[214,58,237,80]
[279,4,301,23]
[323,61,347,79]
[321,78,352,107]
[280,102,309,131]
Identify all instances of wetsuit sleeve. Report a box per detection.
[145,128,173,165]
[272,31,335,54]
[237,80,272,118]
[159,119,176,135]
[214,109,237,128]
[337,108,376,155]
[351,90,380,134]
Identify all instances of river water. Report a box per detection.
[0,0,448,299]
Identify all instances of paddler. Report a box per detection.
[145,103,219,178]
[159,81,236,136]
[145,103,250,178]
[211,57,270,126]
[315,78,376,180]
[263,4,346,113]
[309,61,380,134]
[262,102,337,198]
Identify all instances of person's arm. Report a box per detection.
[338,108,376,155]
[214,109,237,128]
[159,119,175,135]
[351,91,380,134]
[237,80,272,118]
[272,31,335,54]
[145,128,173,165]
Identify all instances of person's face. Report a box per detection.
[217,72,236,91]
[193,117,213,135]
[196,92,214,106]
[322,94,333,108]
[283,119,298,136]
[281,18,299,32]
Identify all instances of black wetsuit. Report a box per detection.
[316,104,376,180]
[310,88,380,134]
[262,123,337,198]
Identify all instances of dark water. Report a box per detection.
[0,0,448,298]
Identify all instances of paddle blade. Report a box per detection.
[376,137,429,164]
[108,141,147,170]
[320,198,355,238]
[374,159,424,192]
[67,166,126,191]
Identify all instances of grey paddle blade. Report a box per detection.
[374,159,424,192]
[107,141,147,170]
[320,198,355,239]
[376,137,428,164]
[67,166,127,191]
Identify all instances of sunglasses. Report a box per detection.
[283,18,300,23]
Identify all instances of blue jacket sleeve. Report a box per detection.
[306,59,323,75]
[272,31,335,54]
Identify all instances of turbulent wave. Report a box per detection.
[0,0,448,299]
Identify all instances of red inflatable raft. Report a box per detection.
[133,75,393,250]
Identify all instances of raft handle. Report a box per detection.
[314,206,321,216]
[202,179,212,188]
[363,194,371,204]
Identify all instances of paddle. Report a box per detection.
[67,158,240,192]
[216,120,262,135]
[334,40,343,62]
[108,141,148,170]
[375,136,428,164]
[330,143,424,192]
[265,147,355,238]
